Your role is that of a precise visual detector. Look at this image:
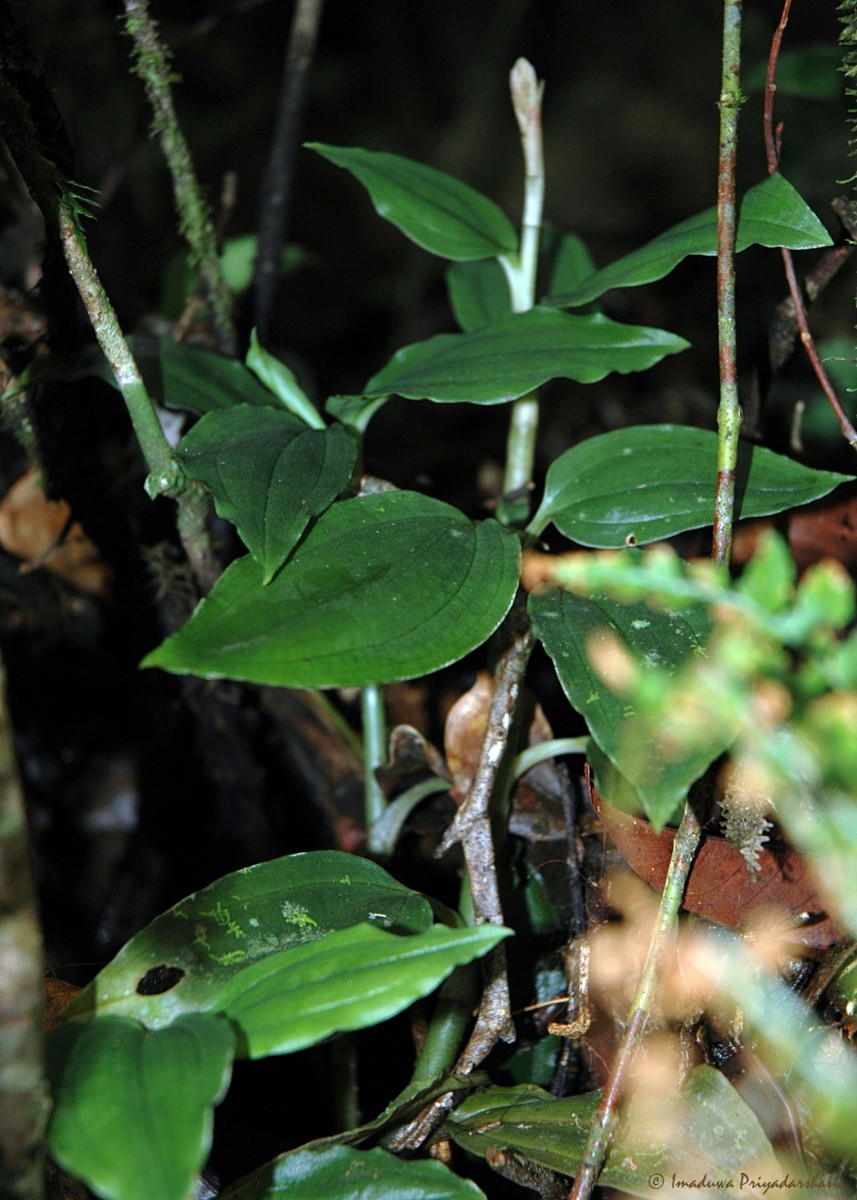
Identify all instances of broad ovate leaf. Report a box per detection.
[178,410,356,582]
[47,1014,234,1200]
[62,851,432,1029]
[546,174,831,309]
[529,585,723,827]
[222,1144,486,1199]
[307,143,517,260]
[210,921,510,1058]
[159,338,288,415]
[528,424,851,544]
[365,307,688,404]
[143,491,520,687]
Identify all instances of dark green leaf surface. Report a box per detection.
[223,1144,485,1199]
[545,175,831,308]
[63,851,432,1029]
[365,308,689,404]
[143,492,520,687]
[178,412,356,582]
[159,338,288,415]
[529,585,723,826]
[47,1014,233,1200]
[445,1067,782,1197]
[307,143,517,260]
[210,922,510,1057]
[528,424,851,545]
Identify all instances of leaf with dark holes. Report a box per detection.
[591,785,842,949]
[137,966,186,996]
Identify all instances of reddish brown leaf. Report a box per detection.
[592,788,842,949]
[787,490,857,571]
[444,671,494,799]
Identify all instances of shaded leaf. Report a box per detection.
[545,175,831,308]
[324,392,391,434]
[529,585,720,826]
[143,492,520,688]
[47,1014,233,1200]
[592,790,841,949]
[223,1144,485,1199]
[210,922,511,1058]
[62,851,433,1029]
[444,1067,783,1198]
[178,411,356,582]
[527,425,851,544]
[159,338,286,415]
[365,308,689,404]
[307,143,517,260]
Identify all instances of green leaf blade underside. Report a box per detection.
[545,174,832,309]
[159,338,291,415]
[142,492,521,688]
[63,851,433,1029]
[223,1144,486,1199]
[444,1067,782,1197]
[47,1014,234,1200]
[245,329,325,428]
[307,143,517,260]
[529,424,852,545]
[365,308,689,404]
[529,585,724,826]
[178,411,356,582]
[211,922,510,1058]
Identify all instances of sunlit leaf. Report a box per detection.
[178,411,356,582]
[307,143,517,260]
[47,1014,233,1200]
[143,492,520,687]
[365,308,689,404]
[527,425,851,544]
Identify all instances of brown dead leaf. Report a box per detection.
[591,786,841,949]
[443,671,494,798]
[44,976,81,1032]
[0,467,110,596]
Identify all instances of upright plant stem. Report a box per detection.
[122,0,235,355]
[711,0,744,565]
[501,59,545,500]
[253,0,325,343]
[569,8,742,1196]
[361,684,387,836]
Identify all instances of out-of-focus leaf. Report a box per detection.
[143,492,520,688]
[47,1014,233,1200]
[307,143,517,260]
[527,425,851,544]
[365,308,689,404]
[62,851,433,1029]
[746,45,843,100]
[178,411,356,582]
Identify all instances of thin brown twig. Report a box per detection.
[764,0,857,450]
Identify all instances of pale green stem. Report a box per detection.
[361,684,387,830]
[501,58,545,500]
[512,737,588,779]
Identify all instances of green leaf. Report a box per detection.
[324,393,391,434]
[445,1068,783,1197]
[47,1014,233,1200]
[546,175,832,308]
[528,424,852,544]
[142,492,521,687]
[159,338,288,415]
[178,411,356,582]
[210,922,510,1058]
[222,1144,486,1199]
[307,143,517,260]
[365,308,689,404]
[63,851,433,1029]
[246,328,325,428]
[746,45,843,101]
[529,585,723,827]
